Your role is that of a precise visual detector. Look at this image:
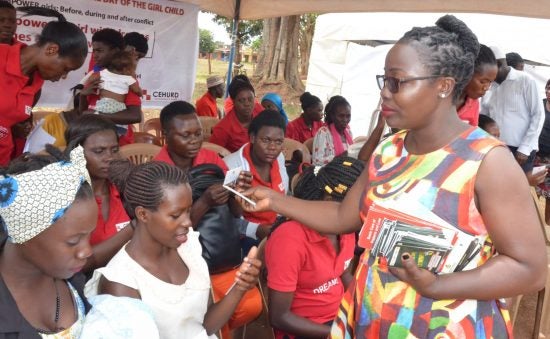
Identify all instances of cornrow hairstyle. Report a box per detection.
[92,28,124,50]
[124,32,148,55]
[228,78,255,100]
[474,44,497,74]
[294,155,364,202]
[248,109,286,136]
[1,144,92,200]
[108,50,135,74]
[299,92,321,112]
[399,15,480,104]
[18,7,87,60]
[324,95,350,125]
[65,115,119,148]
[159,101,196,132]
[109,160,189,218]
[0,1,15,10]
[478,114,497,131]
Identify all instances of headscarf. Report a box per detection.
[0,146,91,243]
[262,93,289,125]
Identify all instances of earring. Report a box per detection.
[439,93,446,98]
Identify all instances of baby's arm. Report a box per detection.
[129,82,142,96]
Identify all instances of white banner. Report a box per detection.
[8,0,199,108]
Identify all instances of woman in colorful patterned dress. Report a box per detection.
[238,15,547,338]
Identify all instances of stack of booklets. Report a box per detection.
[358,196,482,274]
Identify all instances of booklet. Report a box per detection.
[358,195,481,274]
[223,167,257,207]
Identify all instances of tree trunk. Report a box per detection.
[300,15,317,76]
[208,53,212,74]
[255,16,303,91]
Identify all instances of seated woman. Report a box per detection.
[224,110,289,243]
[286,92,324,143]
[261,93,289,125]
[210,78,257,152]
[266,156,363,339]
[65,115,133,273]
[0,146,96,338]
[85,161,261,339]
[456,44,498,126]
[312,95,353,166]
[223,75,264,117]
[153,100,261,339]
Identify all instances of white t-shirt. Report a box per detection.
[85,231,216,339]
[99,69,136,95]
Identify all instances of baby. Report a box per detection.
[92,50,142,114]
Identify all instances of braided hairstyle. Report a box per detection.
[109,160,189,218]
[1,145,92,200]
[399,15,479,104]
[324,95,350,125]
[228,75,255,100]
[294,156,364,202]
[18,7,87,60]
[474,44,497,74]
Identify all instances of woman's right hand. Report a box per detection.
[236,186,276,212]
[233,246,262,292]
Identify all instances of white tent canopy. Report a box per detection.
[181,0,550,20]
[306,12,550,137]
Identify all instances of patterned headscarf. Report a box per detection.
[0,146,91,243]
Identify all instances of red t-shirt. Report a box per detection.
[457,97,480,126]
[0,43,44,166]
[196,92,218,118]
[209,109,251,153]
[241,144,285,225]
[286,115,324,143]
[91,182,131,246]
[265,220,355,339]
[83,71,141,146]
[153,145,228,173]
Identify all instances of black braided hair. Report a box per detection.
[17,6,87,60]
[108,160,189,218]
[324,95,350,125]
[475,44,497,74]
[294,155,364,202]
[299,92,322,112]
[399,15,479,104]
[1,144,92,200]
[271,156,364,236]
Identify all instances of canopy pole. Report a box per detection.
[224,0,241,101]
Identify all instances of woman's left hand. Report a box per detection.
[234,246,262,292]
[388,253,439,297]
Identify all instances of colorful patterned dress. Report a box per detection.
[330,127,513,339]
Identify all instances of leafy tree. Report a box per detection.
[199,28,216,54]
[250,37,262,52]
[212,15,263,63]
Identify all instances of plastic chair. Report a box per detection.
[199,116,220,140]
[133,132,162,146]
[143,118,162,138]
[201,141,230,158]
[119,143,161,165]
[282,138,311,164]
[303,137,314,153]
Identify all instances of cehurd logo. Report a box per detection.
[142,89,180,101]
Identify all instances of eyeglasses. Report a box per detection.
[258,137,284,146]
[376,75,443,94]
